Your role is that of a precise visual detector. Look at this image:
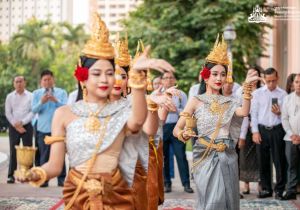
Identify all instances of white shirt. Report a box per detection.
[188,83,200,99]
[166,90,187,124]
[239,117,250,139]
[5,90,34,125]
[251,86,287,133]
[67,89,78,105]
[281,92,300,141]
[233,82,241,95]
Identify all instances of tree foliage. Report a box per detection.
[0,19,88,115]
[124,0,270,92]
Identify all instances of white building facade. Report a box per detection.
[0,0,73,42]
[90,0,143,33]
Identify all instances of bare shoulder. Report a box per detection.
[184,97,203,113]
[55,105,72,116]
[191,96,203,106]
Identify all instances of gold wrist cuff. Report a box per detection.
[177,129,189,143]
[147,97,159,112]
[242,82,253,100]
[128,70,147,89]
[243,94,253,100]
[29,167,47,187]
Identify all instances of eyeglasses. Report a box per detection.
[162,77,175,80]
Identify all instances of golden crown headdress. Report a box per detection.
[82,13,114,60]
[114,32,131,67]
[205,34,229,66]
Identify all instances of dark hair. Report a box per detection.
[249,65,263,89]
[264,67,278,77]
[162,71,177,79]
[198,62,228,95]
[286,73,296,94]
[40,69,53,79]
[76,56,115,101]
[13,75,25,83]
[120,65,130,97]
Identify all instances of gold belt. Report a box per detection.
[69,170,109,210]
[198,138,227,152]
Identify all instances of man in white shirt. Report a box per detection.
[162,72,193,193]
[251,68,287,199]
[281,73,300,200]
[5,76,34,184]
[67,89,78,105]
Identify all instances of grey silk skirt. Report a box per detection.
[193,138,240,210]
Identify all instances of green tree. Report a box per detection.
[12,18,55,87]
[124,0,270,92]
[58,22,88,53]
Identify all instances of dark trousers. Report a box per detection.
[163,123,190,186]
[256,124,286,193]
[285,141,300,193]
[36,131,66,185]
[8,123,33,178]
[33,122,40,166]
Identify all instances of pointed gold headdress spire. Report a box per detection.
[205,34,229,66]
[82,13,114,60]
[115,32,131,67]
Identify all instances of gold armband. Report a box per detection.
[44,136,65,145]
[180,112,191,118]
[29,167,47,187]
[177,129,189,143]
[147,96,158,112]
[128,70,147,89]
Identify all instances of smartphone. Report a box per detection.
[271,98,278,106]
[45,88,52,95]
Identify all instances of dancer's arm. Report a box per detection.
[235,69,260,117]
[127,46,175,133]
[39,106,67,179]
[173,98,198,140]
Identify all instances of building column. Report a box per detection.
[287,0,300,74]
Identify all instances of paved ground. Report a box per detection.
[0,135,300,209]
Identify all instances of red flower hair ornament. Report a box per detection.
[200,67,211,80]
[74,66,89,82]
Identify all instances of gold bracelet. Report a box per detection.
[243,83,252,93]
[128,70,147,89]
[147,96,159,112]
[242,82,253,100]
[243,94,253,100]
[29,167,47,187]
[177,129,189,143]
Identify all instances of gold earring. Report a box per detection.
[80,82,87,102]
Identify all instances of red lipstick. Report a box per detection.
[99,86,109,90]
[215,83,222,86]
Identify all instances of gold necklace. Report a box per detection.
[210,99,222,114]
[84,101,108,133]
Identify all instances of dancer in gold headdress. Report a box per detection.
[16,13,175,210]
[111,36,177,210]
[173,34,260,210]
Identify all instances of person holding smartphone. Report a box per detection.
[251,68,287,199]
[31,70,68,187]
